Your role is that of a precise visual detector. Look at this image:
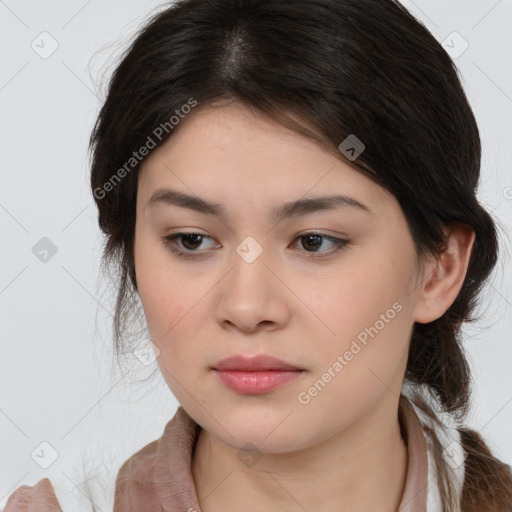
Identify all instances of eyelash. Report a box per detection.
[160,232,349,260]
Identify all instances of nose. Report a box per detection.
[214,239,290,334]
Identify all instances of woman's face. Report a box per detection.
[134,102,426,453]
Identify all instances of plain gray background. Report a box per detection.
[1,0,511,510]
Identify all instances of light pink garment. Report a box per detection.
[113,395,429,511]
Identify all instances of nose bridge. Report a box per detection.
[230,234,272,292]
[214,233,288,331]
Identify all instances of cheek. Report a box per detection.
[135,234,183,336]
[314,257,410,339]
[310,249,416,384]
[134,236,212,367]
[301,267,413,423]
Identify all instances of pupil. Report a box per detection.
[183,234,202,249]
[303,235,321,251]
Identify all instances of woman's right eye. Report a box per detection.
[160,233,218,258]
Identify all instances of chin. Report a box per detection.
[209,417,311,454]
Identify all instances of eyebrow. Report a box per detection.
[146,187,373,221]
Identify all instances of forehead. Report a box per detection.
[137,103,395,219]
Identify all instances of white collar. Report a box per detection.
[402,380,466,512]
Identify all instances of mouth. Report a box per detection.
[211,354,305,395]
[212,353,304,372]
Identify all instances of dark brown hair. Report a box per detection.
[88,0,512,509]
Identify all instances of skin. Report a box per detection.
[4,101,474,511]
[133,101,475,512]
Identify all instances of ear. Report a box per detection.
[413,223,476,324]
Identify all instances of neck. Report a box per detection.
[191,395,408,512]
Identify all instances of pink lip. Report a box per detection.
[213,354,302,372]
[211,354,305,395]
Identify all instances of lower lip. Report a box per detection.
[213,369,304,395]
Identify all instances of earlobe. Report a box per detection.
[413,224,476,324]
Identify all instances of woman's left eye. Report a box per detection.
[160,232,348,259]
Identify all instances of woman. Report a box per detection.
[5,0,512,510]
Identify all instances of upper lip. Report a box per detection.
[212,354,303,371]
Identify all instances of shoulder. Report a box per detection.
[115,438,161,486]
[113,409,199,511]
[115,410,187,484]
[3,478,62,511]
[113,438,163,511]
